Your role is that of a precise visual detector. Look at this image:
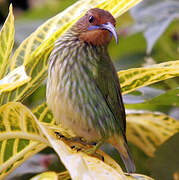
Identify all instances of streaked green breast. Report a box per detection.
[47,30,121,140]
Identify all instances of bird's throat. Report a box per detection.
[79,30,112,46]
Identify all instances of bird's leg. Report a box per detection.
[84,139,103,154]
[84,139,105,161]
[55,132,104,160]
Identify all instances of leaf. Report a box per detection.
[33,104,153,180]
[0,46,53,105]
[31,171,154,180]
[0,102,48,179]
[0,102,153,179]
[7,154,57,179]
[33,104,127,179]
[35,117,153,180]
[33,102,55,124]
[30,171,58,180]
[32,102,179,167]
[33,103,154,180]
[0,65,31,93]
[0,0,143,106]
[0,4,14,78]
[148,133,179,180]
[130,0,179,53]
[123,87,165,104]
[119,60,179,94]
[126,174,154,180]
[144,88,179,107]
[128,88,179,109]
[126,110,179,156]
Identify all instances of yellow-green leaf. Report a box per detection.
[35,118,152,180]
[0,102,48,179]
[126,111,179,157]
[126,174,154,180]
[0,4,14,78]
[30,171,58,180]
[32,102,179,165]
[33,103,152,180]
[32,171,154,180]
[33,103,153,180]
[119,60,179,94]
[0,46,52,105]
[0,65,31,93]
[0,102,153,180]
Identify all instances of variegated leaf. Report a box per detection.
[126,111,179,156]
[31,170,154,180]
[35,117,153,180]
[0,102,153,180]
[0,65,31,93]
[0,102,48,179]
[33,102,179,158]
[119,60,179,94]
[0,4,14,79]
[0,46,52,105]
[30,171,58,180]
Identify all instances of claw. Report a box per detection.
[77,148,81,152]
[71,145,75,149]
[55,132,65,139]
[102,156,104,162]
[70,145,82,152]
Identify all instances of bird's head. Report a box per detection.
[72,8,117,46]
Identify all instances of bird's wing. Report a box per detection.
[93,53,126,133]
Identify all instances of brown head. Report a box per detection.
[72,8,118,46]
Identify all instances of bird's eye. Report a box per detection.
[89,16,95,23]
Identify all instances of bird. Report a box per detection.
[46,8,135,173]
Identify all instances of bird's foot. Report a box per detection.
[55,132,104,161]
[69,144,104,161]
[83,140,104,161]
[55,132,66,139]
[55,131,96,146]
[84,147,104,161]
[70,145,82,152]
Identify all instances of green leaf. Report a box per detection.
[0,65,31,93]
[143,88,179,107]
[0,4,14,79]
[126,111,179,156]
[30,171,58,180]
[130,0,179,53]
[0,102,48,179]
[0,46,53,105]
[119,60,179,94]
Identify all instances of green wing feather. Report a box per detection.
[94,49,126,134]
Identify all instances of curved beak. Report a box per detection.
[100,22,118,44]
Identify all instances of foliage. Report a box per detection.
[130,0,179,53]
[0,0,179,179]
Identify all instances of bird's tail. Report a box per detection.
[108,136,135,173]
